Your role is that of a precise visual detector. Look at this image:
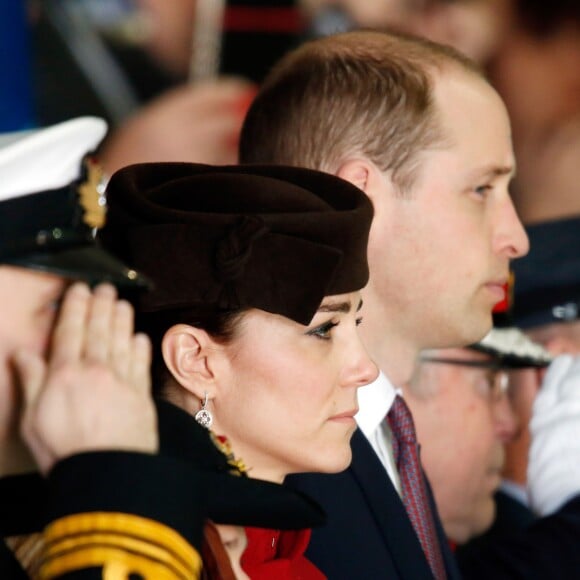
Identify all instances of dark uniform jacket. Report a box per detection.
[456,490,580,579]
[286,428,461,580]
[1,450,204,578]
[456,489,535,574]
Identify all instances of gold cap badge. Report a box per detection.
[78,158,106,229]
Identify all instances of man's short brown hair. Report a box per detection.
[240,30,483,193]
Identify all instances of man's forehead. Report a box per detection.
[433,68,507,125]
[0,264,67,291]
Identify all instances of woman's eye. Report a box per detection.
[306,320,339,340]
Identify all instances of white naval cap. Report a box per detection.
[0,117,149,289]
[0,116,107,200]
[473,327,553,369]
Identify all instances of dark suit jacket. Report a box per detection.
[456,490,580,579]
[456,489,535,574]
[286,428,461,579]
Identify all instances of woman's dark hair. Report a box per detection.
[136,307,246,394]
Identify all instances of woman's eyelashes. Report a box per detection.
[306,319,339,341]
[306,316,363,340]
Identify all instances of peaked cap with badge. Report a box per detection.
[512,216,580,329]
[0,117,149,289]
[101,162,373,325]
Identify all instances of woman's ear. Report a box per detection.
[161,324,221,398]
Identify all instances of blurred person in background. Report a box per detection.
[28,0,311,174]
[408,327,551,547]
[497,219,580,510]
[486,0,580,224]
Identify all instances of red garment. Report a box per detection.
[241,527,326,579]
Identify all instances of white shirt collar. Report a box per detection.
[356,371,399,438]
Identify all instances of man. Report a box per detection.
[409,326,551,546]
[0,117,204,578]
[240,29,580,579]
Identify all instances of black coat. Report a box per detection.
[457,490,580,579]
[287,428,462,579]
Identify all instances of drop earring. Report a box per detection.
[195,391,213,428]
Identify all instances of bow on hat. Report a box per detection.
[101,162,373,325]
[126,218,344,325]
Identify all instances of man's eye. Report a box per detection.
[37,299,61,318]
[45,299,62,313]
[306,320,339,340]
[474,184,493,196]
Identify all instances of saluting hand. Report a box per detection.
[13,283,157,475]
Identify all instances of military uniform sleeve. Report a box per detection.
[37,451,206,580]
[0,472,46,536]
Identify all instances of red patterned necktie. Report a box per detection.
[387,395,447,580]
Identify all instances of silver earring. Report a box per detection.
[195,391,213,428]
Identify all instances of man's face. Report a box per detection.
[0,266,66,441]
[365,70,528,353]
[501,367,541,487]
[406,347,517,543]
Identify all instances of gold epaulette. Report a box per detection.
[38,512,202,580]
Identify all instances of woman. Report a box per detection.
[101,162,378,577]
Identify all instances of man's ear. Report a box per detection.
[161,324,221,399]
[336,158,395,206]
[336,157,395,216]
[336,158,371,193]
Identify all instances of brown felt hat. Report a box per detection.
[100,162,373,325]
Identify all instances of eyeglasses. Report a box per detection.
[419,356,510,403]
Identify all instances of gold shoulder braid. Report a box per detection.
[39,512,202,580]
[77,157,107,230]
[7,514,202,580]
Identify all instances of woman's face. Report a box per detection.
[212,291,378,482]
